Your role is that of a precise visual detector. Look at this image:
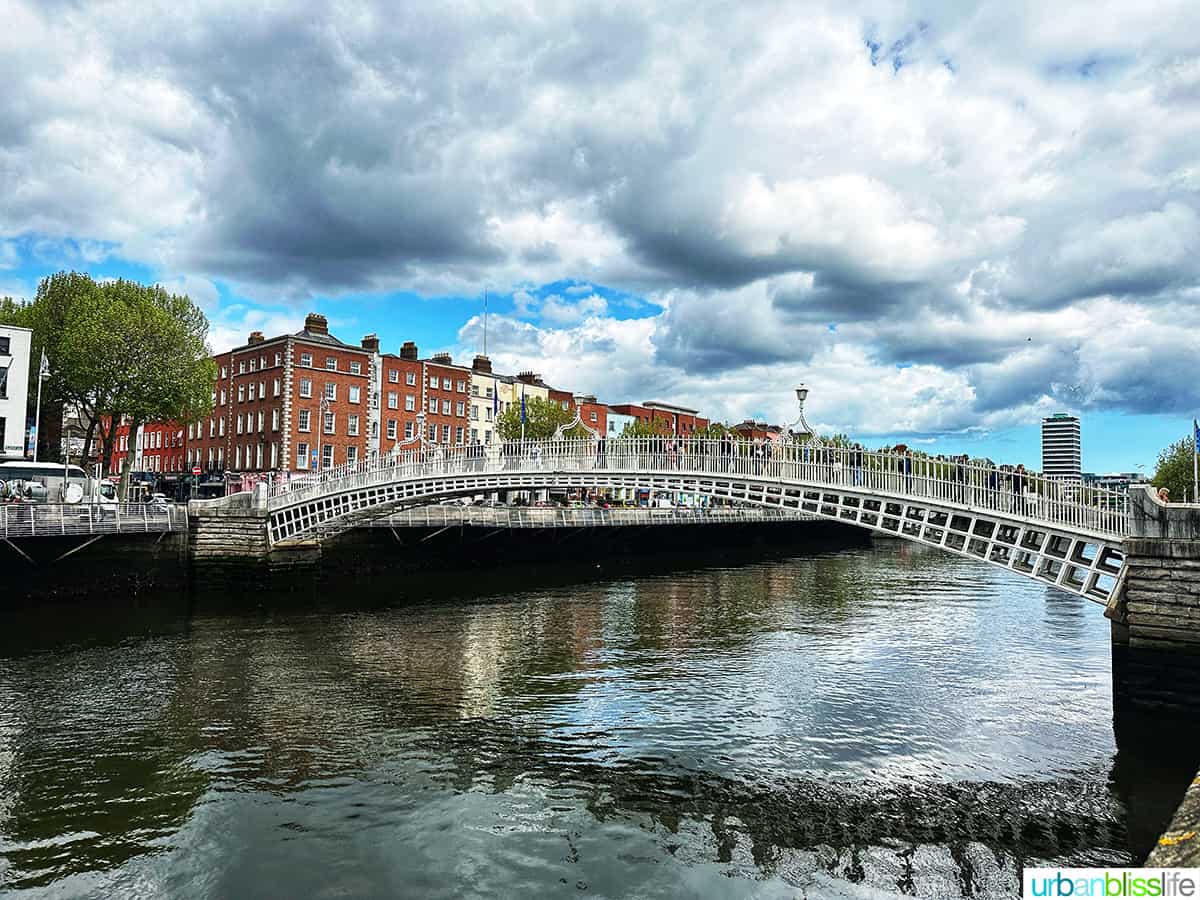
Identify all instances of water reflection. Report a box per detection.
[0,541,1194,897]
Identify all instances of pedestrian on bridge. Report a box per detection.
[1012,464,1027,514]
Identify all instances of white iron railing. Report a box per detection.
[264,438,1131,539]
[374,505,812,529]
[0,503,184,539]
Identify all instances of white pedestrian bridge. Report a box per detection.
[245,438,1129,604]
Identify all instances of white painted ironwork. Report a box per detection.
[237,437,1129,603]
[373,505,812,529]
[0,503,184,539]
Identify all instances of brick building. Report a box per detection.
[109,419,187,475]
[607,401,708,437]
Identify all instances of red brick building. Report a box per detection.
[376,342,472,452]
[608,401,708,437]
[108,419,187,475]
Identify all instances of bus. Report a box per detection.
[0,461,103,503]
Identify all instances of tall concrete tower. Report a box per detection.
[1042,413,1082,482]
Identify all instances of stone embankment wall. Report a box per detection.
[188,490,271,561]
[1147,774,1200,866]
[1112,487,1200,651]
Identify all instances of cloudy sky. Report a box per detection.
[2,0,1198,471]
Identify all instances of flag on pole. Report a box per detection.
[492,381,499,418]
[520,386,527,424]
[39,349,50,377]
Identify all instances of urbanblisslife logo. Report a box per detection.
[1023,868,1200,898]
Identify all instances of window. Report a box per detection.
[236,414,244,434]
[271,443,278,468]
[389,369,399,383]
[455,401,465,416]
[273,379,280,397]
[219,418,225,436]
[470,406,479,420]
[485,386,493,398]
[300,353,312,367]
[238,385,245,403]
[324,412,335,434]
[347,445,358,464]
[272,409,280,431]
[259,381,265,399]
[255,443,263,469]
[249,359,256,373]
[235,446,242,469]
[324,382,336,401]
[470,428,479,443]
[299,378,312,398]
[188,423,194,440]
[322,444,334,468]
[275,352,281,367]
[220,389,227,405]
[443,377,453,390]
[386,392,397,409]
[441,400,451,415]
[325,357,337,371]
[485,408,493,423]
[349,386,361,404]
[405,421,414,439]
[221,365,228,378]
[427,424,436,441]
[350,362,361,375]
[441,425,451,443]
[387,420,397,440]
[471,384,480,396]
[239,361,246,374]
[455,426,464,444]
[562,401,569,410]
[405,371,416,386]
[297,442,310,469]
[247,384,254,401]
[257,411,264,432]
[405,395,415,412]
[259,356,266,369]
[298,409,311,432]
[456,380,466,393]
[347,414,359,436]
[589,411,598,422]
[0,336,8,354]
[427,397,436,413]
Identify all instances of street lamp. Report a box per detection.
[789,384,813,441]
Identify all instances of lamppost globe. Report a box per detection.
[795,385,808,405]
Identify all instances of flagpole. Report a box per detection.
[1193,418,1198,504]
[483,288,488,357]
[32,369,43,462]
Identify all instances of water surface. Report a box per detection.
[0,539,1181,898]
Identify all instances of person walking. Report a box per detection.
[1012,464,1027,514]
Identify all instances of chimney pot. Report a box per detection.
[361,333,380,352]
[472,354,492,374]
[399,341,418,361]
[304,313,329,335]
[248,330,265,345]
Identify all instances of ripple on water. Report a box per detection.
[0,543,1150,897]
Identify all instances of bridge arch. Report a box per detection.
[261,441,1126,605]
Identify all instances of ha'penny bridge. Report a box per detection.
[185,436,1200,656]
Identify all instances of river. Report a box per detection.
[0,537,1194,898]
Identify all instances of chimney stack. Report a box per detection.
[472,354,492,374]
[247,330,265,345]
[431,352,453,365]
[517,371,541,385]
[361,333,380,352]
[304,313,329,335]
[399,341,419,361]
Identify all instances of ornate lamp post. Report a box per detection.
[789,384,814,442]
[316,394,330,471]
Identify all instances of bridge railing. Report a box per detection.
[374,504,811,529]
[265,438,1130,538]
[0,503,184,539]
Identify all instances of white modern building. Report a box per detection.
[1042,413,1082,482]
[0,324,32,459]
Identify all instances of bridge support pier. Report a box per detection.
[1109,486,1200,716]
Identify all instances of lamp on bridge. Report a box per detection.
[789,384,814,442]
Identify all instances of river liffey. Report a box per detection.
[1,539,1196,898]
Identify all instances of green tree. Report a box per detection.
[620,418,670,438]
[495,395,590,440]
[1152,437,1195,502]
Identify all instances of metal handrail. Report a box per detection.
[0,503,183,539]
[375,505,812,529]
[261,437,1130,539]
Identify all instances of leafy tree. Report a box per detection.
[697,422,730,438]
[620,418,671,438]
[1152,437,1195,502]
[495,395,590,440]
